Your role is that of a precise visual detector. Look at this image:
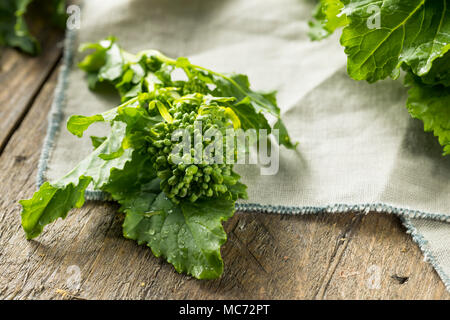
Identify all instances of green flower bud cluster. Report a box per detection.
[147,94,239,203]
[182,77,210,96]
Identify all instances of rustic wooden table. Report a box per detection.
[0,24,449,300]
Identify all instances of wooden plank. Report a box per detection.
[0,67,449,300]
[0,17,63,153]
[322,213,450,299]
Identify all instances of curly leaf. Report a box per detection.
[122,192,235,279]
[341,0,450,82]
[405,72,450,155]
[419,51,450,87]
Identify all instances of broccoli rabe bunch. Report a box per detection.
[19,38,296,280]
[146,93,240,204]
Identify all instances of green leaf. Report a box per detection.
[78,41,111,72]
[309,1,450,156]
[47,0,67,29]
[308,0,348,41]
[122,193,235,279]
[227,181,248,201]
[101,151,157,198]
[308,14,331,41]
[229,97,270,133]
[67,114,104,137]
[0,0,67,55]
[130,63,146,84]
[213,73,280,116]
[20,177,91,239]
[98,43,124,81]
[397,0,450,77]
[212,74,296,149]
[55,122,132,190]
[405,72,450,155]
[79,38,124,83]
[340,0,450,82]
[274,118,298,149]
[0,0,38,54]
[419,52,450,87]
[90,136,107,149]
[20,122,133,239]
[67,96,140,137]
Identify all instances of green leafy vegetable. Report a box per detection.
[78,37,296,149]
[420,53,450,87]
[20,37,295,279]
[308,0,348,41]
[103,152,236,278]
[122,191,236,279]
[405,72,450,155]
[309,0,450,154]
[0,0,67,55]
[341,0,449,83]
[20,122,133,239]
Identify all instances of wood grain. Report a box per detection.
[0,62,448,300]
[0,17,63,153]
